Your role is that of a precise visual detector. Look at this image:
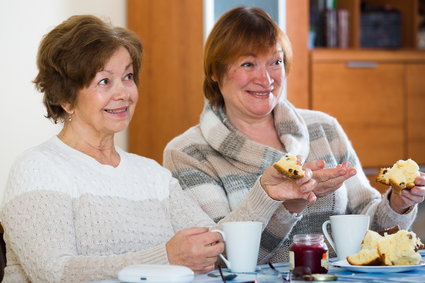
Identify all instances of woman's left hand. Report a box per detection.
[305,160,357,198]
[389,172,425,214]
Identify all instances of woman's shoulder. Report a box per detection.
[3,137,66,204]
[10,137,61,171]
[164,124,205,151]
[297,108,338,125]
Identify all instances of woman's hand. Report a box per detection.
[166,227,224,274]
[389,173,425,214]
[260,164,317,203]
[305,160,357,198]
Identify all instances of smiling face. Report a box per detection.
[219,43,285,122]
[65,46,138,138]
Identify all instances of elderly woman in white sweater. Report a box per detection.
[0,15,313,283]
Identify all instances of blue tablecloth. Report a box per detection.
[88,254,425,282]
[193,256,425,283]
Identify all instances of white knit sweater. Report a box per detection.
[1,136,281,283]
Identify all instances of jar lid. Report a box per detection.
[293,234,325,243]
[304,274,337,281]
[294,233,323,239]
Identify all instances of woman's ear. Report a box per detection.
[61,103,74,115]
[211,74,217,82]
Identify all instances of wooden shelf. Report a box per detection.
[310,49,425,167]
[310,49,425,62]
[311,0,420,49]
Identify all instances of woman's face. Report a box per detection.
[71,46,138,136]
[219,43,285,121]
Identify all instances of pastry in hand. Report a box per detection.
[376,159,420,194]
[273,153,305,179]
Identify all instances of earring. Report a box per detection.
[68,115,72,122]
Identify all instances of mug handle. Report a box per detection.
[211,229,231,269]
[321,220,337,253]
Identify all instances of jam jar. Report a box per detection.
[289,234,328,274]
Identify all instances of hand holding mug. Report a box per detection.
[166,227,224,274]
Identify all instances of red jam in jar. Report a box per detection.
[289,234,328,274]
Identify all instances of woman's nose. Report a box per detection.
[114,82,130,100]
[255,67,274,86]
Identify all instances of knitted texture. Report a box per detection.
[163,100,417,263]
[1,136,281,282]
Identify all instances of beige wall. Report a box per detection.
[0,0,127,204]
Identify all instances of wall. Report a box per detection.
[0,0,127,204]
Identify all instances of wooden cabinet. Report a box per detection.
[406,63,425,164]
[286,1,425,192]
[127,0,204,163]
[311,50,405,168]
[310,50,425,192]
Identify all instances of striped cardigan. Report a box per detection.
[163,100,417,263]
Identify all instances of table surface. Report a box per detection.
[88,253,425,283]
[193,255,425,283]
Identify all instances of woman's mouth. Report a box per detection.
[104,107,128,114]
[249,91,269,96]
[248,90,273,97]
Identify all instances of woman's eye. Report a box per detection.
[274,59,283,65]
[125,73,134,80]
[241,62,253,67]
[98,78,109,85]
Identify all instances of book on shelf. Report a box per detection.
[325,9,338,47]
[310,0,326,47]
[338,9,349,48]
[309,0,349,48]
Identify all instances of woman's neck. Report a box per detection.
[58,124,120,167]
[226,112,283,151]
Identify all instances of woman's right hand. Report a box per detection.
[165,227,224,274]
[260,164,317,204]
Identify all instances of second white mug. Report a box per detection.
[212,221,262,273]
[322,214,370,261]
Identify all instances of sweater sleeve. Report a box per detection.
[1,190,170,283]
[331,118,417,230]
[164,147,299,263]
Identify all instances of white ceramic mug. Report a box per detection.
[212,221,262,273]
[322,214,370,261]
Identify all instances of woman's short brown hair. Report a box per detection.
[203,6,293,108]
[33,15,143,123]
